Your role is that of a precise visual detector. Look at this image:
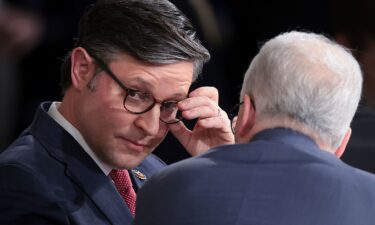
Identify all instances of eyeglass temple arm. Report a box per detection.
[89,52,128,91]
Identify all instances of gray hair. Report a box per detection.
[241,31,362,149]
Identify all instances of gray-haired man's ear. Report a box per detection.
[236,94,256,143]
[334,128,352,158]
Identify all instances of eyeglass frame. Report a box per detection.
[87,51,184,124]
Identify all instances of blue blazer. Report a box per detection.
[0,102,166,225]
[135,128,375,225]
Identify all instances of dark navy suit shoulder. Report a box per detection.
[0,102,166,225]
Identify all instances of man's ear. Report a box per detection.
[335,128,352,158]
[237,94,256,138]
[71,47,95,91]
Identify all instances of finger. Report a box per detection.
[168,121,192,147]
[182,106,222,120]
[179,95,219,112]
[188,86,219,103]
[197,116,232,133]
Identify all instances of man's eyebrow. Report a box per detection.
[131,76,188,100]
[167,92,188,101]
[131,76,152,87]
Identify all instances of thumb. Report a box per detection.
[169,122,192,148]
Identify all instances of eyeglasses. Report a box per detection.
[228,99,256,133]
[228,101,243,133]
[89,53,183,124]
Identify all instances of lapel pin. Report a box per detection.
[132,169,147,180]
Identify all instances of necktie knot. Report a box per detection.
[110,169,136,216]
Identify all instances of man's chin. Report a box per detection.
[114,153,149,169]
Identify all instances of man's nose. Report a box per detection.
[134,104,161,136]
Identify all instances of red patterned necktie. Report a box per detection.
[109,169,137,215]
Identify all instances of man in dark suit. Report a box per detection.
[0,0,234,224]
[134,31,375,225]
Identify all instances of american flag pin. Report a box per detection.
[132,169,147,180]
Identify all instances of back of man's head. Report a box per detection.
[241,31,362,150]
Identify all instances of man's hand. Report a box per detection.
[169,87,234,156]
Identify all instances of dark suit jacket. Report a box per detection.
[134,128,375,225]
[0,102,166,225]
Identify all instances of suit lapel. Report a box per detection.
[30,102,133,224]
[63,148,133,224]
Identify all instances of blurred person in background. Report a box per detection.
[0,0,95,151]
[0,2,43,149]
[332,0,375,173]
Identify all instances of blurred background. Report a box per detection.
[1,0,374,173]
